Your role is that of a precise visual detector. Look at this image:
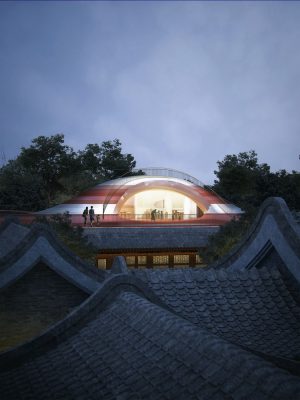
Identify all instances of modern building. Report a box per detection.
[38,168,242,225]
[35,168,243,269]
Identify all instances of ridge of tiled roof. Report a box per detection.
[131,266,300,373]
[207,197,300,280]
[0,220,106,293]
[0,218,30,258]
[84,225,219,250]
[0,273,300,399]
[0,273,173,368]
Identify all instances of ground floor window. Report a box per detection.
[96,249,206,270]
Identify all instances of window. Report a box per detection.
[174,255,189,264]
[97,259,107,270]
[195,254,202,264]
[126,256,135,266]
[153,255,169,265]
[138,256,147,265]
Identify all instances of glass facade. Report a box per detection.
[120,189,197,220]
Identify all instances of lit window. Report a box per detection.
[153,255,169,265]
[126,256,135,265]
[138,256,147,265]
[174,255,189,264]
[97,259,107,270]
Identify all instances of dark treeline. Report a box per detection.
[202,150,300,263]
[0,134,142,211]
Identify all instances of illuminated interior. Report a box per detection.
[119,189,199,219]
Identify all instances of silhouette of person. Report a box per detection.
[89,206,95,227]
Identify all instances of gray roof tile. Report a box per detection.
[132,266,300,362]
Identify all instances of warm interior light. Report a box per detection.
[120,189,197,217]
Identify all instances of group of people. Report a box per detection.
[150,209,168,221]
[82,206,98,227]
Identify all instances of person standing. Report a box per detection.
[82,206,88,226]
[151,209,156,221]
[89,206,95,227]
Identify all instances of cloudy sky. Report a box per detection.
[0,1,299,184]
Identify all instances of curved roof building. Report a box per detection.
[38,168,242,224]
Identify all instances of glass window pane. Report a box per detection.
[126,256,135,265]
[97,259,107,270]
[138,256,147,265]
[153,255,169,265]
[174,255,190,264]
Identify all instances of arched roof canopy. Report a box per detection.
[134,167,204,187]
[114,179,211,213]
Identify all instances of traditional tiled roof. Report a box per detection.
[132,267,300,371]
[209,197,300,282]
[85,225,219,250]
[0,220,106,293]
[0,218,29,258]
[0,197,300,399]
[1,274,300,399]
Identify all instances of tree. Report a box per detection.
[271,169,300,211]
[0,134,141,211]
[0,159,47,211]
[100,139,136,180]
[202,150,300,263]
[213,150,300,213]
[78,143,103,178]
[79,139,137,181]
[18,134,78,206]
[213,150,271,214]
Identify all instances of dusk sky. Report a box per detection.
[0,1,299,184]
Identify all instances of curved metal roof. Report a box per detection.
[133,167,204,187]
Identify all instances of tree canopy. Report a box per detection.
[0,134,139,211]
[201,150,300,264]
[18,134,77,205]
[213,150,300,215]
[78,139,137,181]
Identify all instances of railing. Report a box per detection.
[0,211,238,227]
[133,167,204,187]
[118,212,198,221]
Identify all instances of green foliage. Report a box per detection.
[0,159,48,211]
[78,143,103,177]
[213,150,271,214]
[0,134,139,211]
[78,139,137,181]
[18,134,78,205]
[200,215,251,264]
[100,139,136,180]
[36,213,98,264]
[202,150,300,264]
[213,150,300,213]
